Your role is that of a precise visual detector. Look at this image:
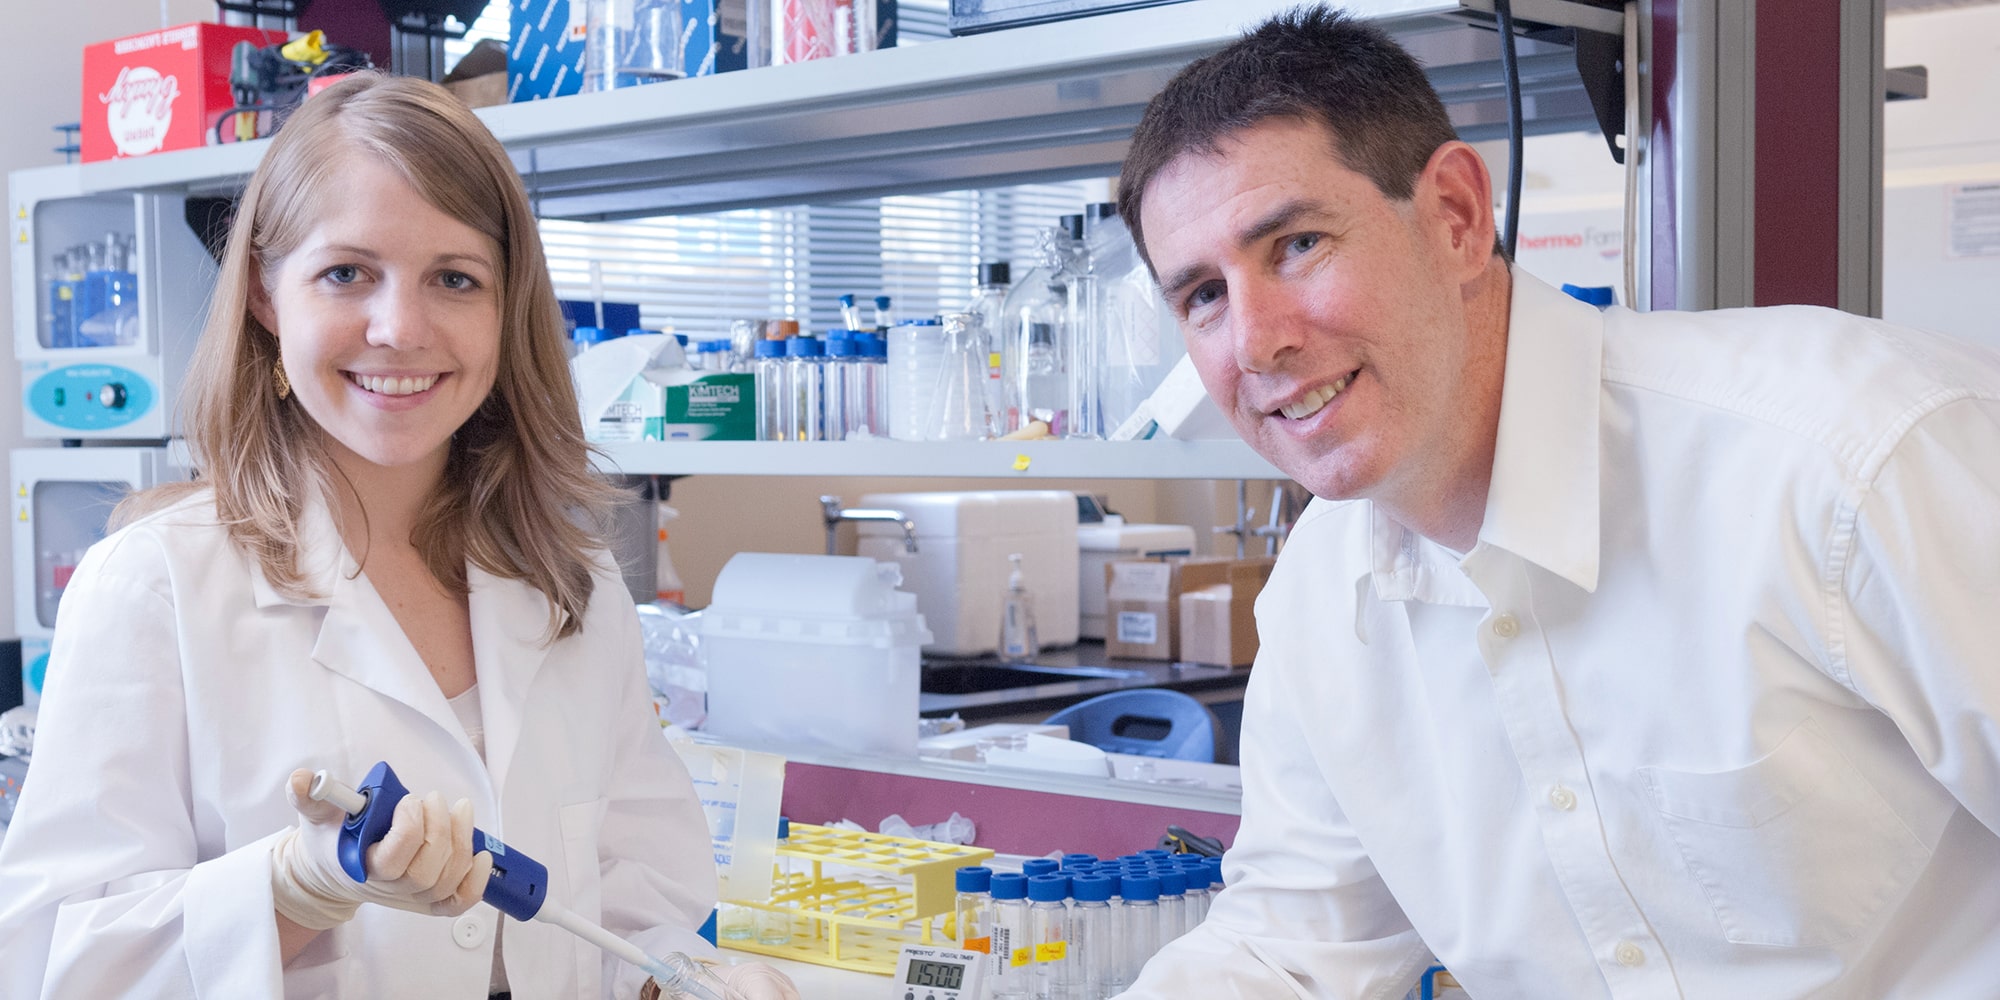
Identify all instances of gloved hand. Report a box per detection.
[270,768,494,930]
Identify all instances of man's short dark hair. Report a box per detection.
[1117,5,1460,273]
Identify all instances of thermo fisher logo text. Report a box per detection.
[100,66,181,157]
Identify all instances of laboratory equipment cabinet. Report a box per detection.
[10,169,217,440]
[10,447,191,706]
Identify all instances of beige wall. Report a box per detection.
[2,0,214,637]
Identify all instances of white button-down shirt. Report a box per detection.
[1121,273,2000,999]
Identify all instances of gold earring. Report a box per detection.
[274,359,292,400]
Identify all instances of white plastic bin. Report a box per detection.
[700,553,932,757]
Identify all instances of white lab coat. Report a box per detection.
[0,490,718,998]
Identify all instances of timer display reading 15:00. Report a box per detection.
[905,958,965,988]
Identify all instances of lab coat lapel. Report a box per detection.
[467,564,556,798]
[308,547,462,739]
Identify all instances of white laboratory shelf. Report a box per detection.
[28,0,1621,222]
[590,437,1283,480]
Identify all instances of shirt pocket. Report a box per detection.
[559,797,611,995]
[1637,719,1930,948]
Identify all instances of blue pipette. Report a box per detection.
[309,762,738,1000]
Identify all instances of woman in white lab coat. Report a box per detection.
[0,75,795,999]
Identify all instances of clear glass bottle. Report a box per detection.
[1027,873,1076,1000]
[988,873,1032,1000]
[757,816,794,945]
[822,334,858,441]
[753,338,789,441]
[1001,224,1076,435]
[1099,872,1133,998]
[861,333,890,436]
[1156,868,1189,947]
[928,312,996,441]
[784,335,826,442]
[1068,875,1116,1000]
[1062,211,1107,439]
[970,261,1012,431]
[955,865,994,957]
[1119,874,1161,990]
[999,553,1039,664]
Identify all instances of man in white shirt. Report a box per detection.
[1113,7,2000,998]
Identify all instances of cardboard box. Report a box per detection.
[658,372,755,440]
[508,0,586,102]
[83,23,287,162]
[1177,558,1276,667]
[1103,558,1183,660]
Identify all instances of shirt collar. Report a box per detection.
[1477,267,1604,594]
[249,488,354,609]
[1362,267,1604,603]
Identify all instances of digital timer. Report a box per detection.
[890,944,988,1000]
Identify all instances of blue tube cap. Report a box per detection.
[1071,875,1113,903]
[1060,853,1098,870]
[956,866,993,894]
[1158,870,1187,896]
[1122,874,1161,902]
[1020,858,1060,878]
[754,339,786,358]
[784,336,824,357]
[1026,874,1071,903]
[988,873,1028,901]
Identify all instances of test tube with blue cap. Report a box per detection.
[309,762,742,1000]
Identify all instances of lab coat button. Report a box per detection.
[1615,941,1645,967]
[1549,785,1577,811]
[1491,614,1520,639]
[453,913,489,948]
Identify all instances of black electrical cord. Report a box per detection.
[1493,0,1524,260]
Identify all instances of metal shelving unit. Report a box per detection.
[591,438,1282,479]
[25,0,1624,482]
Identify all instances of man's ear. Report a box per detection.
[1417,141,1499,280]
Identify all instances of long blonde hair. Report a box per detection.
[123,73,621,640]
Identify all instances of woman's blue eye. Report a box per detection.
[324,265,359,284]
[440,271,477,291]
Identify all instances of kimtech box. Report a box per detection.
[657,372,755,440]
[82,23,288,162]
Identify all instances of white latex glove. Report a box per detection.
[712,962,801,1000]
[270,768,494,930]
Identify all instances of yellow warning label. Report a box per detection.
[1034,941,1067,963]
[1010,947,1033,968]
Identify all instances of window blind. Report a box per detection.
[450,1,1109,341]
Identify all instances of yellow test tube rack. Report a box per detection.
[717,822,995,975]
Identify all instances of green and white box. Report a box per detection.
[656,372,755,441]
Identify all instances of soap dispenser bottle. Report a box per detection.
[998,553,1040,664]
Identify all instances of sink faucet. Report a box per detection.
[819,495,919,556]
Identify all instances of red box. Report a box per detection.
[82,23,287,163]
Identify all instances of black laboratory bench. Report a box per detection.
[919,640,1250,763]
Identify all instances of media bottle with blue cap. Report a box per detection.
[987,872,1032,999]
[1119,873,1162,989]
[955,865,994,956]
[753,339,788,441]
[1070,874,1117,999]
[783,335,826,441]
[1027,873,1078,1000]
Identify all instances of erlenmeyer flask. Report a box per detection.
[927,312,996,440]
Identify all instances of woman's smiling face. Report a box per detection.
[254,155,503,487]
